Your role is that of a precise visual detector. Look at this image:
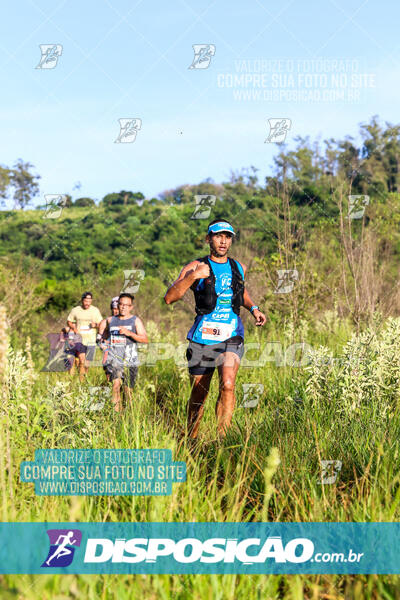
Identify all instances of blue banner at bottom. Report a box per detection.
[0,522,398,574]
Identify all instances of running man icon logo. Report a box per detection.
[114,118,142,143]
[319,460,342,485]
[191,195,216,219]
[274,269,299,294]
[121,269,145,294]
[265,118,291,143]
[348,195,369,219]
[41,332,78,372]
[41,529,82,567]
[36,44,63,69]
[241,383,264,408]
[188,44,216,69]
[43,194,67,219]
[87,386,111,411]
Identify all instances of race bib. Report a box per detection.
[110,327,127,346]
[201,320,234,342]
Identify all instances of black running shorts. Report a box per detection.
[65,343,96,360]
[186,335,244,375]
[105,363,139,388]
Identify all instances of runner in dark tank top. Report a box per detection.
[100,293,148,412]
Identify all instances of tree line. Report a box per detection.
[1,116,400,210]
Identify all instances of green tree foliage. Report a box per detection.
[9,159,40,209]
[2,115,400,328]
[74,197,95,207]
[266,116,400,201]
[0,165,11,206]
[0,159,40,209]
[101,190,145,206]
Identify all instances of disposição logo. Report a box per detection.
[41,529,82,567]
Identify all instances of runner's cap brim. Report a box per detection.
[207,222,236,235]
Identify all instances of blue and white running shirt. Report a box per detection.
[187,257,245,345]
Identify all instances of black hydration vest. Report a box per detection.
[190,255,245,316]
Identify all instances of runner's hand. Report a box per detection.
[90,321,97,328]
[118,326,132,337]
[253,309,267,326]
[193,262,210,279]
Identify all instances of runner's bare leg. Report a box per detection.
[112,378,123,412]
[78,352,86,382]
[216,352,240,437]
[124,385,132,406]
[69,357,77,376]
[187,372,213,438]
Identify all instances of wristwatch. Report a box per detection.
[250,305,259,314]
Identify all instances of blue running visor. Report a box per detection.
[207,221,236,235]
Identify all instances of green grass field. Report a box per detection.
[2,313,400,598]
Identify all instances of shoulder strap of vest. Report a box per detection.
[228,257,244,279]
[191,256,208,265]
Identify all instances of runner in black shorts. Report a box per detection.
[98,297,120,382]
[186,335,245,375]
[99,293,148,412]
[66,292,102,381]
[164,218,266,439]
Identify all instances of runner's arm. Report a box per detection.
[242,287,258,311]
[164,261,200,304]
[121,317,148,343]
[67,308,77,333]
[98,318,108,337]
[235,261,251,310]
[239,262,258,311]
[238,262,267,325]
[96,317,111,349]
[237,262,259,311]
[101,317,112,340]
[67,320,77,333]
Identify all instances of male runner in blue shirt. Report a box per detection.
[164,219,266,439]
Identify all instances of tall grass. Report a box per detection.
[2,311,400,598]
